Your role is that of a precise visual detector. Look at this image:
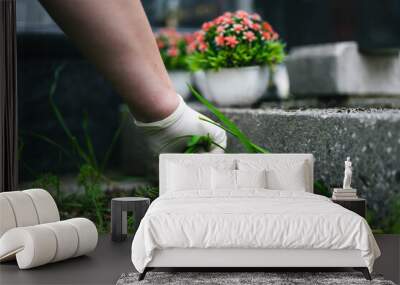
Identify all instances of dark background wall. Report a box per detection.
[255,0,400,52]
[17,35,122,181]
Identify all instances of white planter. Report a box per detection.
[168,71,192,100]
[200,66,270,107]
[192,71,213,101]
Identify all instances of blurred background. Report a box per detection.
[16,0,400,238]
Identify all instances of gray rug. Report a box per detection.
[116,272,396,285]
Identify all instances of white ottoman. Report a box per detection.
[0,189,98,269]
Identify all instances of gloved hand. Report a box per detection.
[134,95,227,154]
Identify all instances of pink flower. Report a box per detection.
[215,15,233,25]
[233,24,244,33]
[202,21,214,32]
[235,10,249,19]
[198,42,208,52]
[215,34,225,46]
[223,12,233,18]
[214,16,225,25]
[216,25,225,33]
[242,17,253,27]
[195,31,205,43]
[225,36,239,48]
[271,32,279,40]
[167,47,179,57]
[168,37,178,46]
[251,13,261,21]
[187,42,196,54]
[251,23,261,31]
[184,33,194,44]
[224,17,234,24]
[244,31,256,42]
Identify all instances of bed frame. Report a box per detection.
[139,154,372,281]
[140,248,370,280]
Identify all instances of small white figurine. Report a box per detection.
[343,157,352,189]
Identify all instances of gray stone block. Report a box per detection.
[119,106,400,230]
[286,41,400,96]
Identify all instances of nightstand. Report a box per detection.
[331,198,366,218]
[111,197,150,242]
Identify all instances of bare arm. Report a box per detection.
[39,0,178,122]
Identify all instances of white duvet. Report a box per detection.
[131,190,380,273]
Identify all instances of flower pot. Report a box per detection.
[168,71,192,99]
[192,71,213,101]
[203,66,270,107]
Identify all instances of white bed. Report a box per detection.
[131,154,380,280]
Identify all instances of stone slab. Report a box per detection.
[119,106,400,231]
[285,41,400,96]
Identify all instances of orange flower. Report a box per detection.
[262,31,272,40]
[262,21,273,32]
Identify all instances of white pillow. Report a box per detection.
[212,168,236,191]
[237,159,308,191]
[212,169,268,191]
[236,169,267,189]
[167,162,212,192]
[266,162,307,191]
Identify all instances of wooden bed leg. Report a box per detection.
[354,267,372,280]
[138,268,148,281]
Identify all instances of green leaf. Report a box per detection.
[189,85,269,153]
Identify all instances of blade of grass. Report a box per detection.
[210,141,227,152]
[82,112,98,169]
[101,113,128,172]
[48,64,92,165]
[196,99,269,153]
[23,131,76,162]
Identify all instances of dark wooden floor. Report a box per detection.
[1,234,398,285]
[0,235,134,285]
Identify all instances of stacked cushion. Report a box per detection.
[0,189,98,269]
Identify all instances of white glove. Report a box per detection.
[134,95,227,154]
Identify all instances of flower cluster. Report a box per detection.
[187,10,285,70]
[155,28,195,70]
